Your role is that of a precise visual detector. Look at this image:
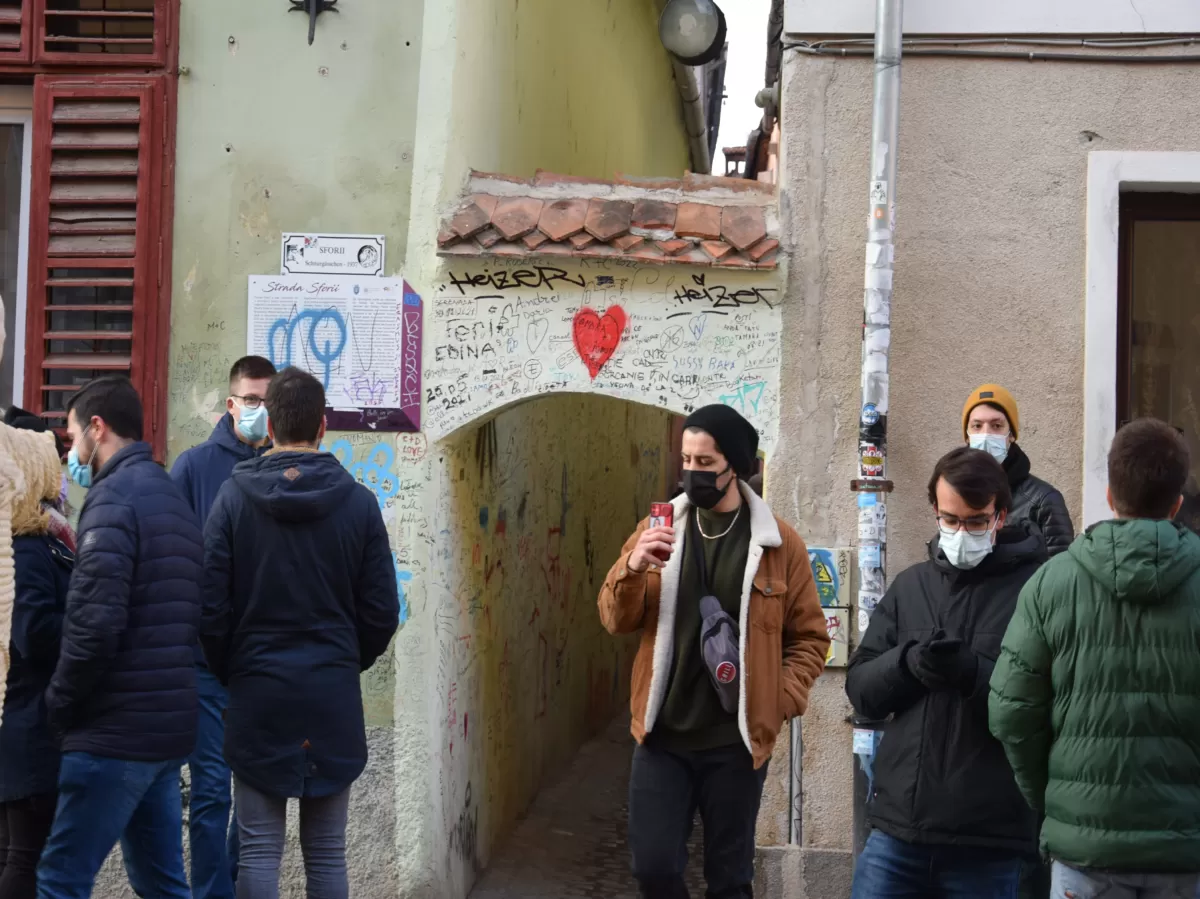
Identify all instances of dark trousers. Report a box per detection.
[850,830,1024,899]
[0,795,57,899]
[628,741,768,899]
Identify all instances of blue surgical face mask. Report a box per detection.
[235,404,269,443]
[66,432,97,489]
[969,433,1009,464]
[940,525,996,570]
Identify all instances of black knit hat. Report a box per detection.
[683,404,759,479]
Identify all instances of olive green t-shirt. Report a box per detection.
[653,502,751,752]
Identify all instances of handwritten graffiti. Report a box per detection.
[448,783,479,867]
[444,266,586,296]
[327,440,399,509]
[572,306,626,379]
[669,273,778,317]
[345,371,388,406]
[267,307,348,389]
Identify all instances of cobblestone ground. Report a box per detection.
[470,714,706,899]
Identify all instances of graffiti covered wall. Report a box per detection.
[428,394,673,896]
[425,260,783,453]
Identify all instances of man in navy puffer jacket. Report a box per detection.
[37,376,202,899]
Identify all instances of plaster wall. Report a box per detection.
[778,54,1200,889]
[446,0,690,183]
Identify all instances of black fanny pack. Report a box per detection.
[690,511,741,715]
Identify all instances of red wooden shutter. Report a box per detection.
[0,0,31,62]
[24,75,169,455]
[34,0,168,67]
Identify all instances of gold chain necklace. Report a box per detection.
[696,505,742,540]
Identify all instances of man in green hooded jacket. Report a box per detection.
[989,418,1200,898]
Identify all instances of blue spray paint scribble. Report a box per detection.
[326,440,399,510]
[267,308,348,390]
[394,556,412,626]
[719,381,766,416]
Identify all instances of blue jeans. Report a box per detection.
[234,778,351,899]
[851,830,1024,899]
[1051,861,1200,898]
[36,752,189,899]
[189,667,237,899]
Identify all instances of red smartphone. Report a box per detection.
[649,503,674,564]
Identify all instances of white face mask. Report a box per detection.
[969,433,1009,464]
[940,526,996,570]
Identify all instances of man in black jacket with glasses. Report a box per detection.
[846,447,1043,899]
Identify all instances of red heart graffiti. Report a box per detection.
[572,306,626,379]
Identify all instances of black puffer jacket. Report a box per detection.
[846,525,1045,854]
[1005,443,1074,557]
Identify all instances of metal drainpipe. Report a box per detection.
[672,59,713,175]
[850,0,902,855]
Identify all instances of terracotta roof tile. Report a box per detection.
[632,199,677,230]
[721,207,767,252]
[584,199,634,242]
[437,171,779,269]
[655,239,691,257]
[747,238,780,263]
[675,203,722,240]
[538,199,589,242]
[492,197,544,241]
[701,240,735,261]
[450,195,499,239]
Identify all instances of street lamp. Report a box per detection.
[659,0,726,66]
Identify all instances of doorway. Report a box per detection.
[1117,192,1200,528]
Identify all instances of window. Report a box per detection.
[35,0,169,66]
[24,75,170,453]
[1117,192,1200,527]
[0,0,30,62]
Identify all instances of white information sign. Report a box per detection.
[247,274,423,431]
[281,233,385,277]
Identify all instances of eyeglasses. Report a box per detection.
[936,512,996,537]
[231,394,265,410]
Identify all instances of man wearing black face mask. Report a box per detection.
[599,405,829,899]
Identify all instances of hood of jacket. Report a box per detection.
[927,520,1047,577]
[230,450,358,524]
[1069,518,1200,605]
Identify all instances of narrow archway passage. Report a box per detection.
[470,713,706,898]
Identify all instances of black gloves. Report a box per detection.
[904,630,980,695]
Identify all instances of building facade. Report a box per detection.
[780,0,1200,895]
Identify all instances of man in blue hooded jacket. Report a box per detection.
[200,366,399,897]
[171,355,274,899]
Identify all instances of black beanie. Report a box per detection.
[683,404,759,479]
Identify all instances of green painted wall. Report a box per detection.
[167,0,423,458]
[446,0,691,182]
